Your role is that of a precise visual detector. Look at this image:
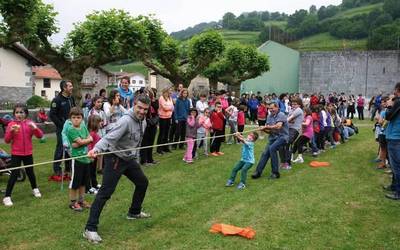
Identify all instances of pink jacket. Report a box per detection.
[5,119,43,156]
[198,115,212,133]
[158,96,174,119]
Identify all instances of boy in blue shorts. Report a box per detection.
[225,131,259,190]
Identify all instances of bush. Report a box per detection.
[26,95,51,108]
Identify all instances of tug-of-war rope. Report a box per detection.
[0,128,262,173]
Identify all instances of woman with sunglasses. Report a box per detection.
[3,104,44,206]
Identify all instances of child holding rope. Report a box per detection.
[86,115,102,194]
[3,104,44,207]
[67,107,93,211]
[225,131,259,190]
[183,108,199,164]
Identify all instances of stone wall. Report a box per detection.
[0,86,32,103]
[299,50,400,97]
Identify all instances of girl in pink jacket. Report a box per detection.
[3,104,44,207]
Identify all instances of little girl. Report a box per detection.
[225,102,238,144]
[37,107,48,123]
[89,96,107,137]
[237,105,246,134]
[197,108,212,157]
[3,104,44,206]
[183,108,199,164]
[257,101,268,139]
[86,115,102,195]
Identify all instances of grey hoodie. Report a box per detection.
[94,109,146,161]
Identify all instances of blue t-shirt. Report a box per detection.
[241,140,255,164]
[266,111,289,142]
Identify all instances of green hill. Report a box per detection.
[219,30,261,46]
[328,2,383,20]
[287,33,368,51]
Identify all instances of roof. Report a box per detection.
[32,66,62,80]
[10,43,45,66]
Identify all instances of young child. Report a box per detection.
[225,102,239,144]
[237,105,246,134]
[225,131,259,190]
[3,104,44,207]
[183,108,199,164]
[292,107,314,164]
[37,107,49,123]
[197,108,212,157]
[210,102,225,156]
[67,107,93,211]
[89,96,107,137]
[86,115,102,194]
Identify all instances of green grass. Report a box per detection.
[329,3,384,20]
[102,61,149,76]
[287,32,368,51]
[263,21,287,30]
[219,30,261,46]
[1,120,400,249]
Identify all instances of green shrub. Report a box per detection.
[26,95,51,108]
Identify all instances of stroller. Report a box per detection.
[0,149,26,182]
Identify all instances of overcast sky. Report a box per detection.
[44,0,342,44]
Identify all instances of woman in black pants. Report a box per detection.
[140,88,159,165]
[156,88,174,154]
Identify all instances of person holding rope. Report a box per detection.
[84,94,151,244]
[251,102,289,180]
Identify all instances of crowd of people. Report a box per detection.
[2,75,383,244]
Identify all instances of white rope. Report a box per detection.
[0,128,261,173]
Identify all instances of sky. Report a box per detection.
[43,0,342,45]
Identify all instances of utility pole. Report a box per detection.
[269,24,271,41]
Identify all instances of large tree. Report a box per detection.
[203,43,270,89]
[0,0,225,102]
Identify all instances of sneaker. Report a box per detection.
[385,192,400,200]
[312,152,319,157]
[3,196,13,206]
[251,172,261,179]
[376,164,387,170]
[225,179,234,187]
[330,145,336,149]
[210,152,219,157]
[292,157,304,164]
[88,187,98,195]
[83,230,102,244]
[127,211,151,220]
[217,152,225,156]
[237,182,246,190]
[96,184,102,189]
[69,202,83,212]
[32,188,42,198]
[79,200,91,208]
[268,173,280,180]
[185,160,193,164]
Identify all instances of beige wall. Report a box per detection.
[0,48,32,88]
[81,67,110,98]
[33,78,62,100]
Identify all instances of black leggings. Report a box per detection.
[5,155,37,197]
[140,124,157,163]
[292,135,310,155]
[210,130,224,153]
[157,118,171,153]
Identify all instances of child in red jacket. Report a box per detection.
[3,104,44,207]
[210,102,225,156]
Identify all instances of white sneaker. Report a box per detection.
[96,184,101,189]
[3,196,13,206]
[83,230,102,243]
[292,157,304,164]
[32,188,41,198]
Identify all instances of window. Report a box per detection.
[41,90,46,97]
[84,78,90,84]
[139,80,143,85]
[95,69,99,74]
[43,78,50,88]
[383,67,386,74]
[93,77,99,84]
[132,80,136,84]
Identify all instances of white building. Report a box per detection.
[32,66,62,100]
[117,73,147,92]
[0,44,44,102]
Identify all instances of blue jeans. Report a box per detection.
[255,137,287,175]
[387,139,400,194]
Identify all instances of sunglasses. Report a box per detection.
[15,111,25,114]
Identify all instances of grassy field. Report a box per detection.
[263,21,287,30]
[102,61,149,75]
[1,120,400,249]
[329,3,384,20]
[287,32,368,51]
[220,30,261,47]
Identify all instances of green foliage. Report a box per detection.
[287,9,309,29]
[367,20,400,49]
[317,5,340,20]
[383,0,400,19]
[222,12,238,30]
[238,17,264,31]
[203,43,269,86]
[170,22,220,40]
[26,95,51,108]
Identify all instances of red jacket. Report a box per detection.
[210,111,225,130]
[310,96,319,106]
[5,119,43,156]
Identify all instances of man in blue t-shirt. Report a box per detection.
[252,102,289,180]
